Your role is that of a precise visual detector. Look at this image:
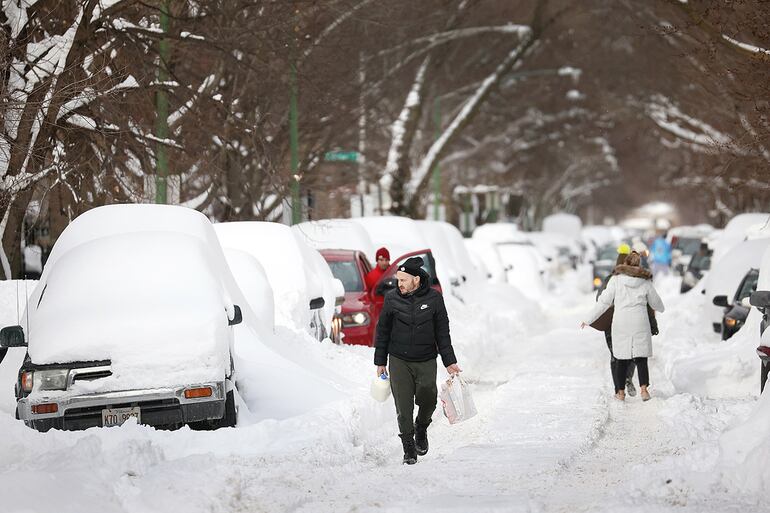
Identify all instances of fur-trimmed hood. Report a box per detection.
[613,264,652,280]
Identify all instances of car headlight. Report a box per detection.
[36,369,70,391]
[725,317,741,328]
[342,311,370,327]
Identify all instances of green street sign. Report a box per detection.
[324,150,360,162]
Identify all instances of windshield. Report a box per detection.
[328,260,364,292]
[736,269,759,302]
[674,237,702,255]
[690,252,711,271]
[598,246,617,261]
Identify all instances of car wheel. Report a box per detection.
[761,362,769,394]
[219,389,237,428]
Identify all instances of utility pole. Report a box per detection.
[155,0,170,204]
[289,62,301,225]
[357,52,367,217]
[432,97,441,221]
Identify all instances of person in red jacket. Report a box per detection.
[366,247,390,289]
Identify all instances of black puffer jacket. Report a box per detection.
[374,270,457,367]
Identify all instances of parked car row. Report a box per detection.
[0,205,352,433]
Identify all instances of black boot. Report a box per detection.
[399,434,417,465]
[414,422,430,456]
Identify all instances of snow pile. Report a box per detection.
[464,238,507,283]
[712,245,770,493]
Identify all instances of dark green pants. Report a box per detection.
[388,355,437,436]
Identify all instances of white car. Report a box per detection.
[0,204,244,432]
[214,222,343,343]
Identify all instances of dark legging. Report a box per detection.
[613,357,649,393]
[605,331,634,385]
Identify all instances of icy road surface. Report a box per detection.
[0,274,764,513]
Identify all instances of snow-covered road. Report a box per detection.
[0,274,765,513]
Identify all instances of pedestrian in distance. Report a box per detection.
[374,256,461,465]
[650,232,672,276]
[366,247,390,290]
[581,251,665,402]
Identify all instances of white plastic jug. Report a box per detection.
[370,372,391,402]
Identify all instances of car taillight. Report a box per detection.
[32,403,58,415]
[21,371,33,393]
[185,387,213,399]
[593,277,602,287]
[725,317,738,328]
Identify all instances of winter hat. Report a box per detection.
[398,257,424,277]
[617,243,631,255]
[376,247,390,261]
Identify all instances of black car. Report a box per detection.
[681,243,712,294]
[592,244,620,290]
[749,290,770,393]
[713,268,759,341]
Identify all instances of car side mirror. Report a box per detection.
[335,295,345,307]
[228,305,243,326]
[750,290,770,308]
[309,297,325,310]
[375,278,397,296]
[712,295,729,308]
[0,326,26,348]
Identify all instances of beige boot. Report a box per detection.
[614,390,626,401]
[640,386,651,401]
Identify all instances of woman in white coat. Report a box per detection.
[581,252,665,401]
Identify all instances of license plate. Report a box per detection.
[102,407,141,427]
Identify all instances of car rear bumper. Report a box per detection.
[18,381,226,431]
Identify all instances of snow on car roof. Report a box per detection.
[472,223,529,244]
[293,219,376,263]
[42,204,218,275]
[351,216,429,257]
[542,213,582,235]
[27,232,231,387]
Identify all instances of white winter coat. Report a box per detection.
[585,274,665,359]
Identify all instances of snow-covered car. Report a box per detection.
[464,238,508,284]
[713,268,759,341]
[472,223,547,298]
[0,205,244,432]
[319,248,375,346]
[592,244,621,290]
[668,225,712,275]
[702,238,770,334]
[749,246,770,392]
[214,222,344,343]
[681,242,712,294]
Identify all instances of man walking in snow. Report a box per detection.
[366,247,391,290]
[374,256,461,465]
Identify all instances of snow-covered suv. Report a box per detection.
[0,205,244,431]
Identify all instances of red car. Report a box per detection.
[320,249,442,346]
